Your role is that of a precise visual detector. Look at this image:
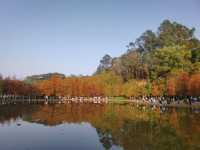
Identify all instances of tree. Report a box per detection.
[133,20,198,53]
[96,54,112,74]
[135,30,158,53]
[50,75,65,96]
[166,77,176,96]
[0,77,38,96]
[112,51,148,81]
[0,75,3,95]
[145,81,152,96]
[158,20,196,47]
[147,45,191,79]
[95,71,123,96]
[176,72,189,96]
[36,75,65,96]
[191,48,200,63]
[191,62,200,73]
[188,73,200,96]
[151,80,165,96]
[36,79,53,96]
[3,20,200,98]
[122,80,147,97]
[63,77,73,97]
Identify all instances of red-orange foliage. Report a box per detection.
[36,75,64,96]
[2,78,38,95]
[35,75,104,97]
[166,78,176,96]
[176,72,189,96]
[151,83,163,96]
[2,71,200,97]
[188,73,200,96]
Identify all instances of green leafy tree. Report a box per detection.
[122,80,147,97]
[147,45,191,79]
[145,81,152,96]
[191,62,200,73]
[158,20,196,47]
[112,51,148,81]
[135,30,158,53]
[191,47,200,63]
[95,71,123,96]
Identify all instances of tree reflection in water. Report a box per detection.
[0,103,200,150]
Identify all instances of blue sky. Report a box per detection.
[0,0,199,78]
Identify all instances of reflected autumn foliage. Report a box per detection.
[0,104,200,150]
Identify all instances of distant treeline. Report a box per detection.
[0,20,200,97]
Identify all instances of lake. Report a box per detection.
[0,103,200,150]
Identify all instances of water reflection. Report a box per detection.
[0,104,200,150]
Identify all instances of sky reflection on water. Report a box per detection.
[0,104,199,150]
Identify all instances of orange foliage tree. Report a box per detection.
[188,73,200,96]
[151,80,165,96]
[166,77,176,96]
[2,78,39,96]
[35,75,105,97]
[176,72,189,96]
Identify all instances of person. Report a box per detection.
[45,95,48,102]
[188,97,192,105]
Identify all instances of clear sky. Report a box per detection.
[0,0,199,78]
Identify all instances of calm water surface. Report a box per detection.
[0,103,200,150]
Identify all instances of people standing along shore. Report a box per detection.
[0,95,199,107]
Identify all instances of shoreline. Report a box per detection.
[0,98,200,108]
[108,99,200,108]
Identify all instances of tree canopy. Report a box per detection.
[1,20,200,97]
